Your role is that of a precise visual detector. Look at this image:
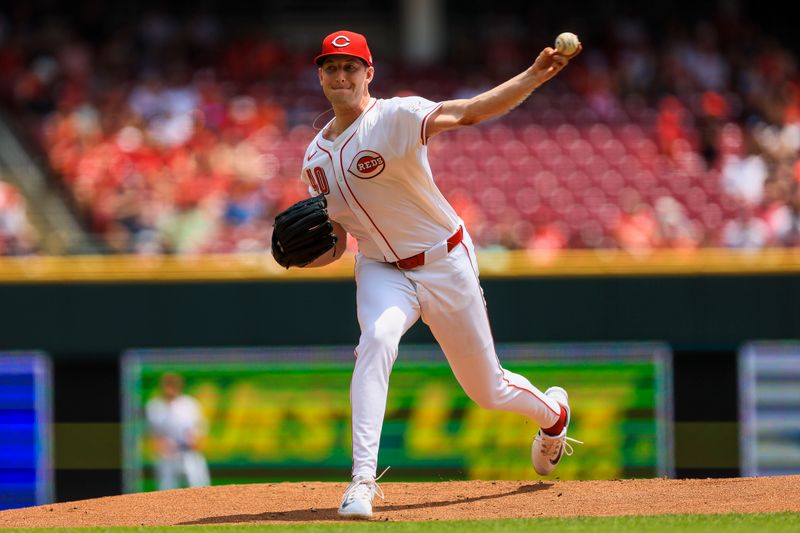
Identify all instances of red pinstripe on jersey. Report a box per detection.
[337,100,402,261]
[420,102,443,145]
[459,241,560,418]
[315,142,355,210]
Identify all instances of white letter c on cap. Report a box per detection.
[331,35,351,48]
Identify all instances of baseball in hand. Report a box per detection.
[555,32,579,56]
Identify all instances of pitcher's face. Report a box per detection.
[319,56,373,107]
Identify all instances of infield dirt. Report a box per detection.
[1,475,798,528]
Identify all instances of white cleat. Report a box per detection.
[337,474,384,519]
[532,386,582,476]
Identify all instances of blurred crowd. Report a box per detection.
[0,3,798,255]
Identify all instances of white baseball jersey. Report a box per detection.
[301,96,461,262]
[146,394,210,489]
[146,394,206,447]
[300,95,563,482]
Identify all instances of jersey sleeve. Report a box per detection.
[300,147,320,196]
[299,168,317,196]
[386,96,443,153]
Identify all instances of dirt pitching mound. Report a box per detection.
[1,476,798,528]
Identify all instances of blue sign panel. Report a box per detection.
[0,353,53,510]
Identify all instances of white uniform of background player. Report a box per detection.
[301,30,582,519]
[145,373,211,490]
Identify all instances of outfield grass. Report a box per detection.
[9,513,800,533]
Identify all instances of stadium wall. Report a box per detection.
[1,251,798,501]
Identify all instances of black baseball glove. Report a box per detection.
[271,195,338,268]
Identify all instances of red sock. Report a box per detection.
[542,405,566,436]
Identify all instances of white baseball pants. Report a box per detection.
[349,230,561,479]
[155,450,210,490]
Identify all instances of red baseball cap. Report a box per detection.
[314,30,373,67]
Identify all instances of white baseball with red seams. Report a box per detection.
[301,96,562,480]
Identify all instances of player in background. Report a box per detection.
[300,30,582,519]
[145,373,211,490]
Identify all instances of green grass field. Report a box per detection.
[9,513,800,533]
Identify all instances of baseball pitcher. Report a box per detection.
[271,29,582,519]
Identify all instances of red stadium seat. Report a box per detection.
[554,124,581,146]
[615,154,643,178]
[667,172,693,197]
[587,124,613,147]
[519,124,549,145]
[531,138,563,160]
[577,219,606,248]
[485,124,515,145]
[628,137,659,162]
[578,186,607,212]
[684,186,708,213]
[565,170,591,192]
[563,204,590,230]
[453,126,483,146]
[596,203,622,227]
[566,138,595,167]
[492,170,515,189]
[515,187,542,216]
[548,187,575,215]
[481,155,511,174]
[581,154,610,176]
[599,169,625,196]
[533,170,559,195]
[544,153,577,175]
[446,155,474,174]
[700,203,724,231]
[478,187,508,214]
[511,155,542,174]
[600,138,627,162]
[498,139,531,160]
[617,123,646,145]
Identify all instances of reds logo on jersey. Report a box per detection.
[348,150,386,179]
